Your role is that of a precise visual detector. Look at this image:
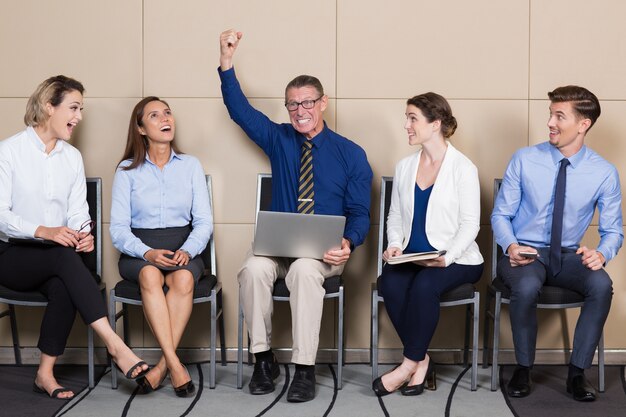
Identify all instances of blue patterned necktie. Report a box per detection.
[549,158,570,276]
[298,141,314,214]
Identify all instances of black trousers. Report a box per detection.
[0,242,106,356]
[378,262,483,362]
[497,248,612,369]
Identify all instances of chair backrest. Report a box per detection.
[199,175,217,277]
[491,179,503,280]
[82,177,102,278]
[377,176,394,277]
[256,173,273,214]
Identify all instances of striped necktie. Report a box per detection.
[298,141,314,214]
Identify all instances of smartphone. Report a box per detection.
[519,251,538,259]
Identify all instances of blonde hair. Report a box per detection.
[24,75,84,127]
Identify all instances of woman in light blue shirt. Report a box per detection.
[110,96,212,397]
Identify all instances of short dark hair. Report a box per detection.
[24,75,85,127]
[285,75,324,100]
[548,85,601,130]
[407,92,457,138]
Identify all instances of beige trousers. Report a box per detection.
[238,247,344,365]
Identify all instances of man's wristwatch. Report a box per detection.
[345,238,355,252]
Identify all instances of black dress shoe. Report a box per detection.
[249,355,280,395]
[507,367,532,398]
[287,369,316,403]
[566,374,596,402]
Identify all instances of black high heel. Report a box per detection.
[401,358,436,396]
[137,369,168,394]
[173,365,195,397]
[372,365,409,397]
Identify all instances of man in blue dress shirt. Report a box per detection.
[492,85,623,402]
[219,29,372,402]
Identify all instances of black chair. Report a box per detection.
[0,177,105,389]
[482,178,605,391]
[370,176,480,390]
[108,175,226,389]
[236,173,345,389]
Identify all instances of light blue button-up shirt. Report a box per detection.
[110,151,213,259]
[491,142,623,262]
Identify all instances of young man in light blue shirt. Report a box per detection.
[492,85,623,402]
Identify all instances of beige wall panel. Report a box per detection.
[337,0,529,99]
[0,1,142,97]
[529,99,626,224]
[337,99,528,226]
[165,98,336,224]
[0,99,28,140]
[144,1,336,98]
[529,1,626,99]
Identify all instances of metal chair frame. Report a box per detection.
[370,176,480,390]
[482,178,605,392]
[0,177,105,388]
[108,175,226,389]
[236,173,344,389]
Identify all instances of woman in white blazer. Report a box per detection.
[373,93,484,397]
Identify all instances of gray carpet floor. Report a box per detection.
[3,363,624,417]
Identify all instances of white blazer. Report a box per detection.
[387,142,483,266]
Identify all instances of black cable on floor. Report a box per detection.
[445,365,470,417]
[322,364,338,417]
[180,363,203,417]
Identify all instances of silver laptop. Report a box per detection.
[253,211,346,259]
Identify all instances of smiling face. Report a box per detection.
[138,100,175,145]
[285,86,327,139]
[547,101,590,156]
[44,89,83,141]
[404,104,439,146]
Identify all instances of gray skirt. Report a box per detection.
[118,225,204,284]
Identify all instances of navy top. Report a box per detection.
[219,67,373,247]
[405,184,436,254]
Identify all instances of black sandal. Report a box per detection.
[33,382,74,400]
[115,360,149,380]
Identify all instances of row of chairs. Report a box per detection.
[0,175,605,392]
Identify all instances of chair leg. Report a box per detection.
[210,290,217,389]
[471,292,480,391]
[122,304,130,345]
[337,288,344,390]
[491,292,502,391]
[371,289,379,381]
[88,326,95,389]
[8,305,21,365]
[463,304,471,367]
[598,331,605,392]
[482,289,493,369]
[108,291,118,390]
[218,289,226,366]
[236,291,244,389]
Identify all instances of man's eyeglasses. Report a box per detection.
[285,96,323,112]
[77,220,95,234]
